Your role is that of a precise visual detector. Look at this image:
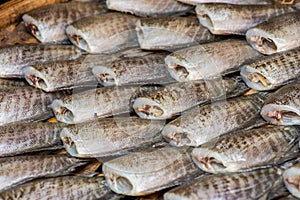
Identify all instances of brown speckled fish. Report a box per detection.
[246,12,300,55]
[22,2,107,44]
[196,4,294,35]
[66,13,139,54]
[177,0,273,5]
[106,0,192,17]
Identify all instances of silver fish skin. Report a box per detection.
[283,163,300,199]
[0,87,66,126]
[0,176,123,200]
[196,4,295,35]
[0,155,87,192]
[246,12,300,55]
[177,0,273,5]
[92,53,175,87]
[165,39,262,81]
[0,122,66,157]
[60,117,165,158]
[22,2,107,44]
[51,85,158,124]
[191,126,299,173]
[0,44,82,78]
[261,82,300,126]
[240,47,300,91]
[162,93,266,147]
[164,167,282,200]
[133,77,244,120]
[66,13,139,54]
[106,0,192,17]
[103,146,200,196]
[136,16,219,51]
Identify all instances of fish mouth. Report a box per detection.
[240,66,272,91]
[196,8,216,34]
[133,98,166,120]
[60,127,79,157]
[191,150,227,173]
[23,67,49,91]
[246,30,278,55]
[162,126,193,146]
[24,22,42,40]
[68,34,90,52]
[165,55,190,82]
[92,66,116,86]
[50,100,75,124]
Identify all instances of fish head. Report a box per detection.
[92,65,117,86]
[50,99,75,124]
[283,163,300,198]
[162,125,195,146]
[195,6,216,34]
[22,14,47,43]
[133,97,167,120]
[66,25,90,53]
[165,54,191,82]
[23,66,51,92]
[60,126,80,157]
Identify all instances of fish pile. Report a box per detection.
[0,0,300,199]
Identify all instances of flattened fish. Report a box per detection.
[246,12,300,55]
[66,13,139,54]
[22,2,107,44]
[261,81,300,125]
[165,39,262,81]
[177,0,273,5]
[0,79,27,88]
[283,163,300,199]
[196,4,294,35]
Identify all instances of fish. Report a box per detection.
[0,122,66,157]
[106,0,193,17]
[0,79,27,88]
[22,2,107,44]
[283,163,300,199]
[0,87,66,126]
[60,117,165,158]
[240,47,300,91]
[0,155,88,192]
[135,16,219,51]
[0,176,123,200]
[294,1,300,9]
[0,44,82,78]
[246,12,300,55]
[133,77,246,120]
[164,167,282,200]
[165,39,263,81]
[260,81,300,125]
[177,0,274,5]
[51,85,159,124]
[191,126,299,173]
[92,53,175,87]
[66,13,139,54]
[162,93,267,147]
[196,4,295,35]
[103,146,201,196]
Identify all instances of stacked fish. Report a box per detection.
[0,0,300,199]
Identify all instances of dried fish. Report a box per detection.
[133,77,245,120]
[0,44,82,78]
[246,12,300,55]
[0,79,27,88]
[106,0,192,17]
[0,155,87,192]
[283,163,300,199]
[164,167,282,200]
[0,122,66,157]
[162,93,267,147]
[60,117,164,158]
[92,53,175,87]
[177,0,273,5]
[22,2,107,44]
[240,47,300,91]
[191,126,299,173]
[261,82,300,125]
[136,16,218,50]
[66,13,139,54]
[196,4,294,35]
[0,176,123,200]
[165,39,262,81]
[103,146,200,196]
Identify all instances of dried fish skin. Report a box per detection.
[0,79,27,88]
[162,93,266,147]
[261,82,300,125]
[106,0,192,17]
[0,155,87,192]
[0,176,122,200]
[22,2,107,44]
[60,117,164,158]
[0,122,66,157]
[177,0,273,5]
[240,47,300,91]
[165,39,262,81]
[103,146,200,196]
[246,12,300,55]
[196,4,294,35]
[92,53,175,87]
[136,16,218,51]
[283,163,300,199]
[191,126,299,173]
[164,167,282,200]
[66,13,139,54]
[0,44,82,78]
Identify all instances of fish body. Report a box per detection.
[165,39,262,81]
[22,2,107,44]
[0,79,27,88]
[246,12,300,55]
[177,0,273,5]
